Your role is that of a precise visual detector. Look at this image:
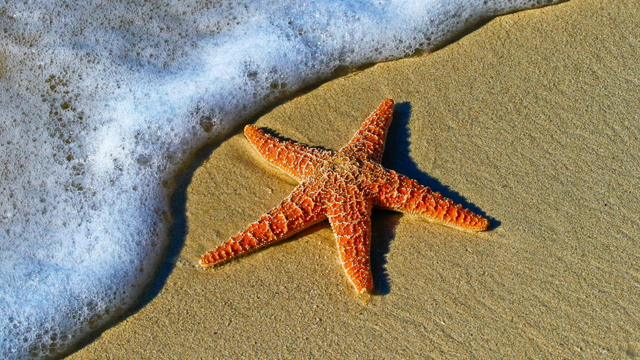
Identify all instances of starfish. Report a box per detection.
[200,99,489,293]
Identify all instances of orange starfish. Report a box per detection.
[200,99,489,293]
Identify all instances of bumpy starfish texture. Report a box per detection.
[200,99,489,293]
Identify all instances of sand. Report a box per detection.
[69,0,640,358]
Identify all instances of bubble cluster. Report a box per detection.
[0,0,560,358]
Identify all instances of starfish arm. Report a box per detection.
[340,98,394,163]
[326,188,374,294]
[370,169,490,231]
[245,125,333,182]
[200,181,326,267]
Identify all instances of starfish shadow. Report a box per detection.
[382,102,498,226]
[370,210,400,295]
[367,102,499,295]
[260,127,333,152]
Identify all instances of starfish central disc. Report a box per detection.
[200,99,489,294]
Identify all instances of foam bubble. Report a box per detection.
[0,0,560,357]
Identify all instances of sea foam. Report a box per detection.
[0,0,560,358]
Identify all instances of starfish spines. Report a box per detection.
[200,182,326,267]
[326,189,374,293]
[369,169,489,232]
[341,98,395,163]
[201,99,489,293]
[244,124,332,181]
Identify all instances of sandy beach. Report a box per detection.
[69,0,640,358]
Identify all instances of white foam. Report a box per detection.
[0,0,560,357]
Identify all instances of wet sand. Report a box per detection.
[70,0,640,358]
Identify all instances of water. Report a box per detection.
[0,0,560,358]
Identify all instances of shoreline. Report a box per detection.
[70,0,640,358]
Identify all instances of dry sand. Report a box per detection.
[69,0,640,358]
